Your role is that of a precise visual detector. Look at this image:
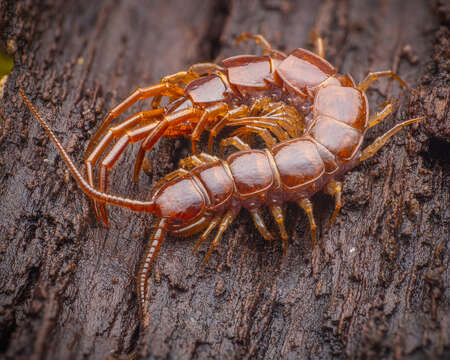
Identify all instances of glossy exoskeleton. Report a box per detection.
[20,33,424,320]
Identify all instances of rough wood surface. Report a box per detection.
[0,1,448,359]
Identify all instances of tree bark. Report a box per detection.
[0,0,448,359]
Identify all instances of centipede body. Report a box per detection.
[19,32,424,320]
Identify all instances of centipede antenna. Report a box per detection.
[137,218,168,321]
[19,88,156,213]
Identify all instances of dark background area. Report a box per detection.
[0,0,448,359]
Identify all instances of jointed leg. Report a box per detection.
[360,117,425,162]
[208,105,250,152]
[95,110,214,224]
[236,32,287,58]
[324,181,343,227]
[248,97,274,115]
[297,198,317,248]
[85,110,163,174]
[179,153,219,170]
[85,110,164,171]
[269,115,300,138]
[264,108,304,137]
[86,83,184,157]
[169,216,211,238]
[191,102,229,155]
[202,209,239,264]
[236,32,272,52]
[192,214,222,253]
[269,205,289,256]
[358,70,407,92]
[231,126,277,149]
[137,218,168,320]
[227,118,290,142]
[133,108,203,182]
[95,122,171,225]
[85,109,164,222]
[250,209,275,241]
[270,103,304,123]
[220,136,251,156]
[310,30,325,58]
[368,102,394,128]
[161,63,225,86]
[213,98,302,147]
[248,98,303,138]
[250,100,301,137]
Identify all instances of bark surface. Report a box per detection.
[0,1,448,359]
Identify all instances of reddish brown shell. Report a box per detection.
[227,150,274,197]
[272,139,325,190]
[154,177,205,220]
[184,74,230,104]
[191,162,233,209]
[275,48,337,97]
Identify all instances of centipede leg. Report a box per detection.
[231,126,277,149]
[137,218,168,321]
[179,153,219,170]
[324,181,343,227]
[133,108,203,182]
[269,205,289,256]
[161,63,225,86]
[358,70,407,92]
[236,32,287,58]
[97,123,171,225]
[86,110,164,222]
[297,199,317,248]
[310,30,325,58]
[193,214,222,253]
[191,102,229,155]
[250,209,275,241]
[255,101,301,138]
[360,117,425,162]
[86,83,184,158]
[220,136,251,156]
[203,209,238,264]
[368,102,394,128]
[231,101,303,143]
[208,105,250,153]
[197,153,220,163]
[227,119,290,142]
[93,122,165,225]
[248,97,270,114]
[96,118,193,224]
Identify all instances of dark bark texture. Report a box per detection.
[0,0,449,359]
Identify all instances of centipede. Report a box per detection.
[20,32,424,319]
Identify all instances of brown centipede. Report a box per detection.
[19,32,424,319]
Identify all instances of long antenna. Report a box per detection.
[19,88,156,213]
